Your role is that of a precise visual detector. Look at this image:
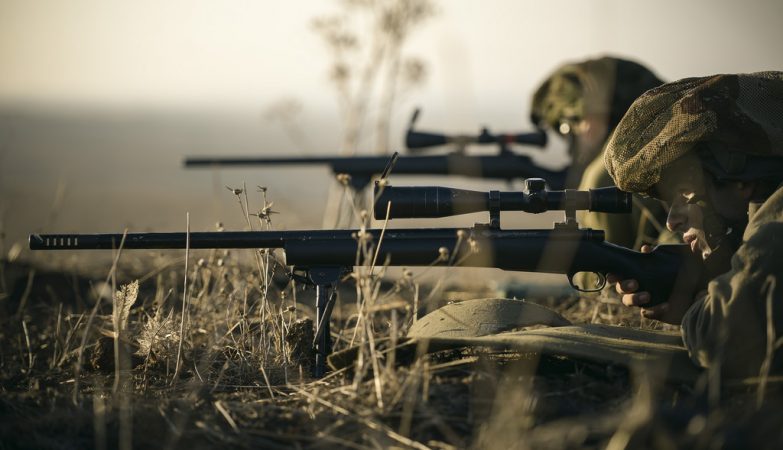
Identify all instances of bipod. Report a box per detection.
[291,266,346,377]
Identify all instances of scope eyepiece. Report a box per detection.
[587,186,633,215]
[373,180,631,220]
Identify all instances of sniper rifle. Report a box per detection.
[29,179,690,376]
[184,109,568,190]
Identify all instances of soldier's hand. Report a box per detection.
[607,244,653,306]
[608,244,702,324]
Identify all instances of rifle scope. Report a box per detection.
[373,178,631,220]
[405,108,547,152]
[405,128,547,151]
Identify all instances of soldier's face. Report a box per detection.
[663,185,713,259]
[657,176,752,259]
[560,115,610,166]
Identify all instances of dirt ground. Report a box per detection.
[2,256,782,450]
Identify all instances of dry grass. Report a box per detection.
[2,187,783,450]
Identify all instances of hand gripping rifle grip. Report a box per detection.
[624,244,695,307]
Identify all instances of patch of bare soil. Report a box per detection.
[2,257,783,449]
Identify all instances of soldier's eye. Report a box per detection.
[684,193,707,207]
[557,116,580,136]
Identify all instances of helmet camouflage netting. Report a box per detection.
[604,71,783,193]
[530,56,663,132]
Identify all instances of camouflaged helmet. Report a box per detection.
[530,56,664,133]
[604,72,783,194]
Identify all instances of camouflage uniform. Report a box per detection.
[531,56,671,249]
[604,71,783,378]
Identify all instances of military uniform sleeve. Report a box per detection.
[681,187,783,378]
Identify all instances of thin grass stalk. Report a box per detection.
[365,311,385,409]
[112,284,133,394]
[171,213,190,384]
[13,268,36,320]
[73,230,128,404]
[369,200,392,273]
[358,243,386,409]
[388,360,420,409]
[413,283,419,323]
[398,361,424,437]
[51,302,63,369]
[214,400,240,434]
[258,363,275,399]
[349,216,373,347]
[386,308,398,376]
[57,313,85,368]
[21,319,33,372]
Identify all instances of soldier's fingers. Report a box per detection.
[620,291,650,307]
[640,244,653,253]
[641,303,668,320]
[614,279,639,295]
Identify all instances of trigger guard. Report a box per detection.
[567,272,579,291]
[567,271,606,292]
[594,273,607,291]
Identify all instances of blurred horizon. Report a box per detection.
[2,0,783,258]
[4,0,782,112]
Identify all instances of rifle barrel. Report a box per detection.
[185,157,337,166]
[29,227,689,305]
[184,154,569,189]
[29,230,353,250]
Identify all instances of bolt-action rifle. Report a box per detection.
[184,109,568,190]
[29,179,690,376]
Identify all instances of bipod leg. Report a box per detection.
[308,267,344,378]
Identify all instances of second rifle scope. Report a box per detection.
[374,178,631,220]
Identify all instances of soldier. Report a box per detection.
[605,71,783,378]
[531,56,674,252]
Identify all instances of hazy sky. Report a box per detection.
[2,0,782,251]
[2,0,782,114]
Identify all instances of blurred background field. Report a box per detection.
[2,0,783,250]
